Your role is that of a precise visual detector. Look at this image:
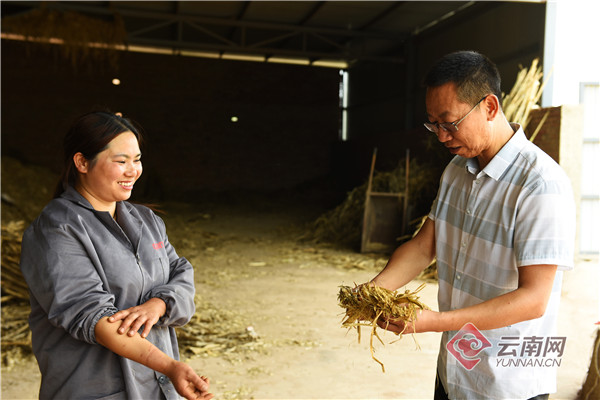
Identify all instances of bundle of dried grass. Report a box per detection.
[502,57,551,135]
[338,283,429,372]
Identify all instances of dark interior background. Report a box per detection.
[1,1,546,213]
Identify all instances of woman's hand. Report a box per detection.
[108,297,167,338]
[166,361,213,400]
[96,316,213,400]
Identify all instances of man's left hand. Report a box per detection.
[377,309,438,334]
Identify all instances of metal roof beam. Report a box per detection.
[14,1,397,40]
[130,36,404,64]
[357,1,407,31]
[298,1,326,25]
[1,1,411,64]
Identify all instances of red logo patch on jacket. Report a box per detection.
[152,241,164,250]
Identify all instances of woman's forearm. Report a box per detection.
[95,317,213,400]
[95,316,175,374]
[95,316,212,399]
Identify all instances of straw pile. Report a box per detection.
[306,157,437,248]
[338,283,429,372]
[578,327,600,400]
[1,221,30,301]
[1,220,33,368]
[1,157,57,367]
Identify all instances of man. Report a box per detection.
[368,51,575,399]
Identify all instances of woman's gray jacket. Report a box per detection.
[20,186,196,399]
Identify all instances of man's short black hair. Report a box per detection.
[423,51,502,107]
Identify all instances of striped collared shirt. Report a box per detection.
[429,125,575,399]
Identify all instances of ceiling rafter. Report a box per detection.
[0,1,492,65]
[225,0,251,46]
[357,1,407,31]
[26,1,393,39]
[264,1,326,62]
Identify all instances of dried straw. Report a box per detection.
[338,283,429,372]
[578,327,600,400]
[502,57,551,133]
[1,221,30,301]
[1,220,33,367]
[305,157,437,248]
[1,302,32,369]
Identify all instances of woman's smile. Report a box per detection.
[76,131,142,214]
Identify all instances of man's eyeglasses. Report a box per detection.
[424,95,488,134]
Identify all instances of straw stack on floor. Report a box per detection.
[338,283,429,372]
[578,326,600,400]
[1,220,29,301]
[306,158,438,249]
[1,220,32,368]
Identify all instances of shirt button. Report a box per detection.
[461,241,467,248]
[158,376,166,384]
[466,209,471,215]
[456,274,461,280]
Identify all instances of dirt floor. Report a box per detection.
[1,189,599,399]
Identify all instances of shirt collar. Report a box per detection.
[465,123,527,180]
[61,185,95,210]
[61,185,129,214]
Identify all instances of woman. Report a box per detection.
[20,111,213,400]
